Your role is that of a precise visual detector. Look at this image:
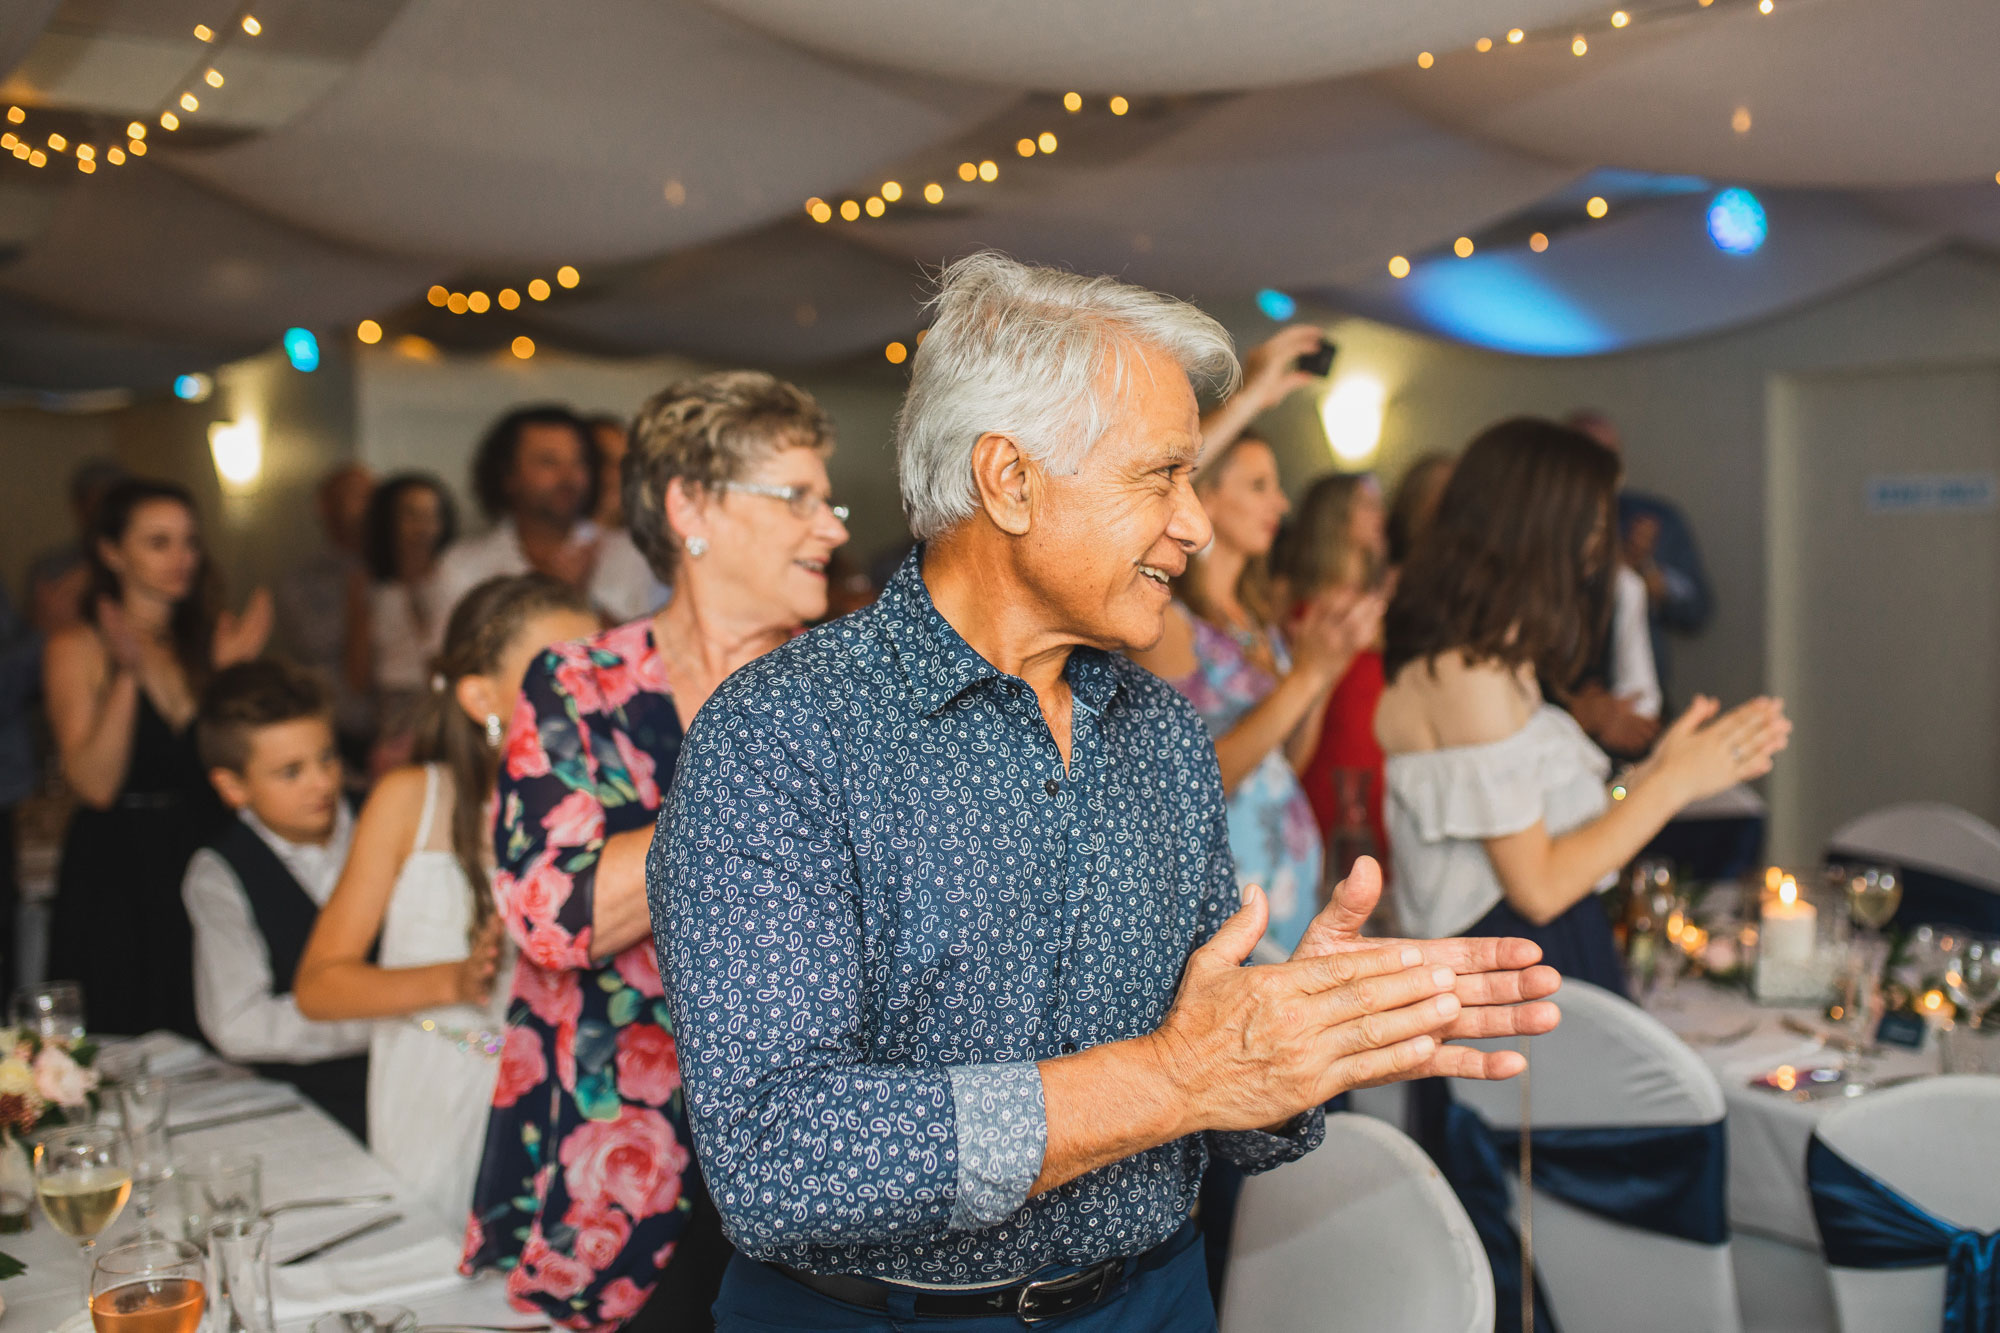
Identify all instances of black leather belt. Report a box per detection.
[770,1218,1198,1323]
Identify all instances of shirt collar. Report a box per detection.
[239,803,354,900]
[878,547,1123,718]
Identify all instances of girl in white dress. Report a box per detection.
[296,575,599,1228]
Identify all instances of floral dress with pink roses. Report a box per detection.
[461,619,717,1330]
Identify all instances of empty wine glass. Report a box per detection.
[37,1124,133,1304]
[1945,936,2000,1029]
[12,981,86,1043]
[89,1237,206,1333]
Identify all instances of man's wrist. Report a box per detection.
[1127,1030,1201,1145]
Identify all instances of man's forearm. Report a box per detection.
[1032,1034,1190,1197]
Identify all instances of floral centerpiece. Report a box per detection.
[0,1027,100,1279]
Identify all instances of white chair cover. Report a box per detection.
[1220,1112,1492,1333]
[1450,979,1743,1333]
[1827,801,2000,889]
[1813,1075,2000,1333]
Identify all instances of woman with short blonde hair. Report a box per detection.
[463,369,849,1331]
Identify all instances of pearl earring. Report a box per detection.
[485,714,503,749]
[685,536,708,558]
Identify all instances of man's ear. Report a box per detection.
[968,431,1036,537]
[209,767,251,811]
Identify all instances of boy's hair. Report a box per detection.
[196,659,331,773]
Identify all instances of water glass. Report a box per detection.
[89,1237,206,1333]
[94,1046,151,1088]
[13,981,86,1043]
[208,1217,275,1333]
[1941,1020,2000,1075]
[176,1152,262,1244]
[114,1076,174,1235]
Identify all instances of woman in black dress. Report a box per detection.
[44,480,271,1038]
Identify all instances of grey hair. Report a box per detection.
[894,251,1242,540]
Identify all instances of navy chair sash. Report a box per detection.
[1437,1098,1729,1333]
[1808,1135,2000,1333]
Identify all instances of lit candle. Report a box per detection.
[1762,875,1818,969]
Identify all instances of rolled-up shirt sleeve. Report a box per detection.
[649,687,1047,1254]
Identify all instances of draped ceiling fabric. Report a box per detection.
[0,0,1996,393]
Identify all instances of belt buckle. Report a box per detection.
[1016,1262,1116,1324]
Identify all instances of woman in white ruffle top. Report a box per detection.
[1373,418,1790,994]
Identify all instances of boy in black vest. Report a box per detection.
[183,660,372,1140]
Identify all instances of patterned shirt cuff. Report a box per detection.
[946,1062,1047,1231]
[1211,1105,1327,1174]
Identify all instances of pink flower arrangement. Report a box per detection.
[0,1027,98,1135]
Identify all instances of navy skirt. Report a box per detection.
[1466,889,1628,998]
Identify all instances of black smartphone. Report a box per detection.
[1295,337,1337,377]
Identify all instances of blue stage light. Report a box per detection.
[1255,288,1297,321]
[173,374,203,400]
[1707,188,1767,255]
[283,327,320,372]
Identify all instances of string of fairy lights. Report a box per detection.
[2,7,264,172]
[21,0,1984,377]
[802,90,1133,229]
[349,265,588,362]
[1382,0,1799,278]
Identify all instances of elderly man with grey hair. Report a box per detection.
[649,252,1561,1330]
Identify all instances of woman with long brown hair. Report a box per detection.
[296,574,599,1228]
[1376,418,1788,989]
[45,478,270,1037]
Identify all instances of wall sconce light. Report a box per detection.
[1319,375,1387,465]
[208,418,263,490]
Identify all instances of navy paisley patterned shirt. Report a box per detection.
[648,549,1322,1283]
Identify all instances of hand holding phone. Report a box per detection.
[1294,338,1337,377]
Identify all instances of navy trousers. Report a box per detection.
[712,1224,1218,1333]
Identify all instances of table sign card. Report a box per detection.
[1874,1010,1928,1051]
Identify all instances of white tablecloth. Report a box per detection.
[5,1036,523,1333]
[1642,978,1943,1333]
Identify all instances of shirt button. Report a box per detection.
[1060,1041,1078,1054]
[1044,778,1060,797]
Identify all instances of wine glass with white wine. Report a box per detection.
[36,1125,134,1305]
[1845,865,1903,935]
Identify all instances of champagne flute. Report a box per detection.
[89,1237,206,1333]
[37,1125,134,1302]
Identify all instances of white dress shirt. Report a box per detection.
[1609,563,1663,720]
[183,807,374,1065]
[427,519,666,655]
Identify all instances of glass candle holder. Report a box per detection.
[1753,867,1842,1005]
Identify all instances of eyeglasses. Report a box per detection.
[722,481,850,524]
